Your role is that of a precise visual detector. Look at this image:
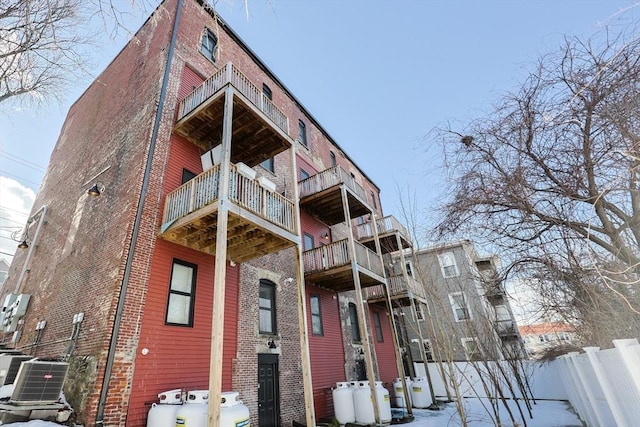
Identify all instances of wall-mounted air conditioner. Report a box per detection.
[10,360,69,405]
[0,354,33,385]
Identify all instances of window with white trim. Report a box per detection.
[165,260,197,326]
[200,29,217,62]
[413,303,425,322]
[422,339,434,361]
[461,337,480,360]
[438,251,459,278]
[310,295,323,335]
[449,292,472,321]
[405,261,415,278]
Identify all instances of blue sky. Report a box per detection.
[0,0,635,260]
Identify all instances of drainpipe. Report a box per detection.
[94,0,184,424]
[12,205,47,295]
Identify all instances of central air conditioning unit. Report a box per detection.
[0,354,33,385]
[10,360,69,405]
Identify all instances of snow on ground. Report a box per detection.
[2,399,582,426]
[401,398,583,427]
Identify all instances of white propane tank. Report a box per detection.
[332,382,355,425]
[374,381,392,423]
[147,389,183,427]
[353,381,375,425]
[393,377,412,408]
[175,390,208,427]
[220,392,250,427]
[411,377,433,409]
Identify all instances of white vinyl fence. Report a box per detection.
[556,339,640,427]
[416,338,640,427]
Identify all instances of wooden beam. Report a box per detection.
[207,84,234,427]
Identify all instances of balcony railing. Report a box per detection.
[303,239,384,278]
[161,163,296,234]
[299,166,368,201]
[363,275,426,301]
[356,215,411,242]
[177,62,289,134]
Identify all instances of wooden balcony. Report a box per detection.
[298,166,371,225]
[356,215,412,253]
[302,239,385,292]
[174,62,291,167]
[363,275,426,307]
[159,163,297,262]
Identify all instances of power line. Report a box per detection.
[0,169,42,188]
[0,151,46,172]
[0,206,30,217]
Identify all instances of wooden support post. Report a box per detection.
[398,244,436,405]
[207,86,234,427]
[341,187,381,424]
[371,215,413,417]
[290,145,317,427]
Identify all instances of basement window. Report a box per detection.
[200,29,217,62]
[165,259,197,327]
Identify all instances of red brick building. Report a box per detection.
[1,1,417,425]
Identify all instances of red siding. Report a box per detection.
[307,285,344,419]
[178,65,205,100]
[300,211,331,248]
[127,116,239,426]
[371,307,399,386]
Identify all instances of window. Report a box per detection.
[298,120,307,147]
[449,292,472,321]
[349,303,361,342]
[181,168,197,184]
[303,233,314,251]
[438,251,459,278]
[262,83,272,100]
[310,295,323,335]
[330,151,336,167]
[414,303,425,321]
[260,157,274,173]
[461,337,480,360]
[559,332,571,341]
[165,260,197,326]
[370,191,377,210]
[539,334,551,343]
[422,339,434,362]
[200,29,217,62]
[300,168,310,181]
[259,280,276,334]
[373,311,384,342]
[405,261,414,278]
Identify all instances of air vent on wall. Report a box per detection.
[0,355,33,385]
[10,360,69,405]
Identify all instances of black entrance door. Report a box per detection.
[258,353,280,427]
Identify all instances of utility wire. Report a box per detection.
[0,151,46,172]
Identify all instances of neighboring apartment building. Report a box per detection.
[1,1,403,425]
[519,322,579,359]
[396,241,523,366]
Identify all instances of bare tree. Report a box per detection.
[435,29,640,344]
[0,0,163,106]
[0,0,91,104]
